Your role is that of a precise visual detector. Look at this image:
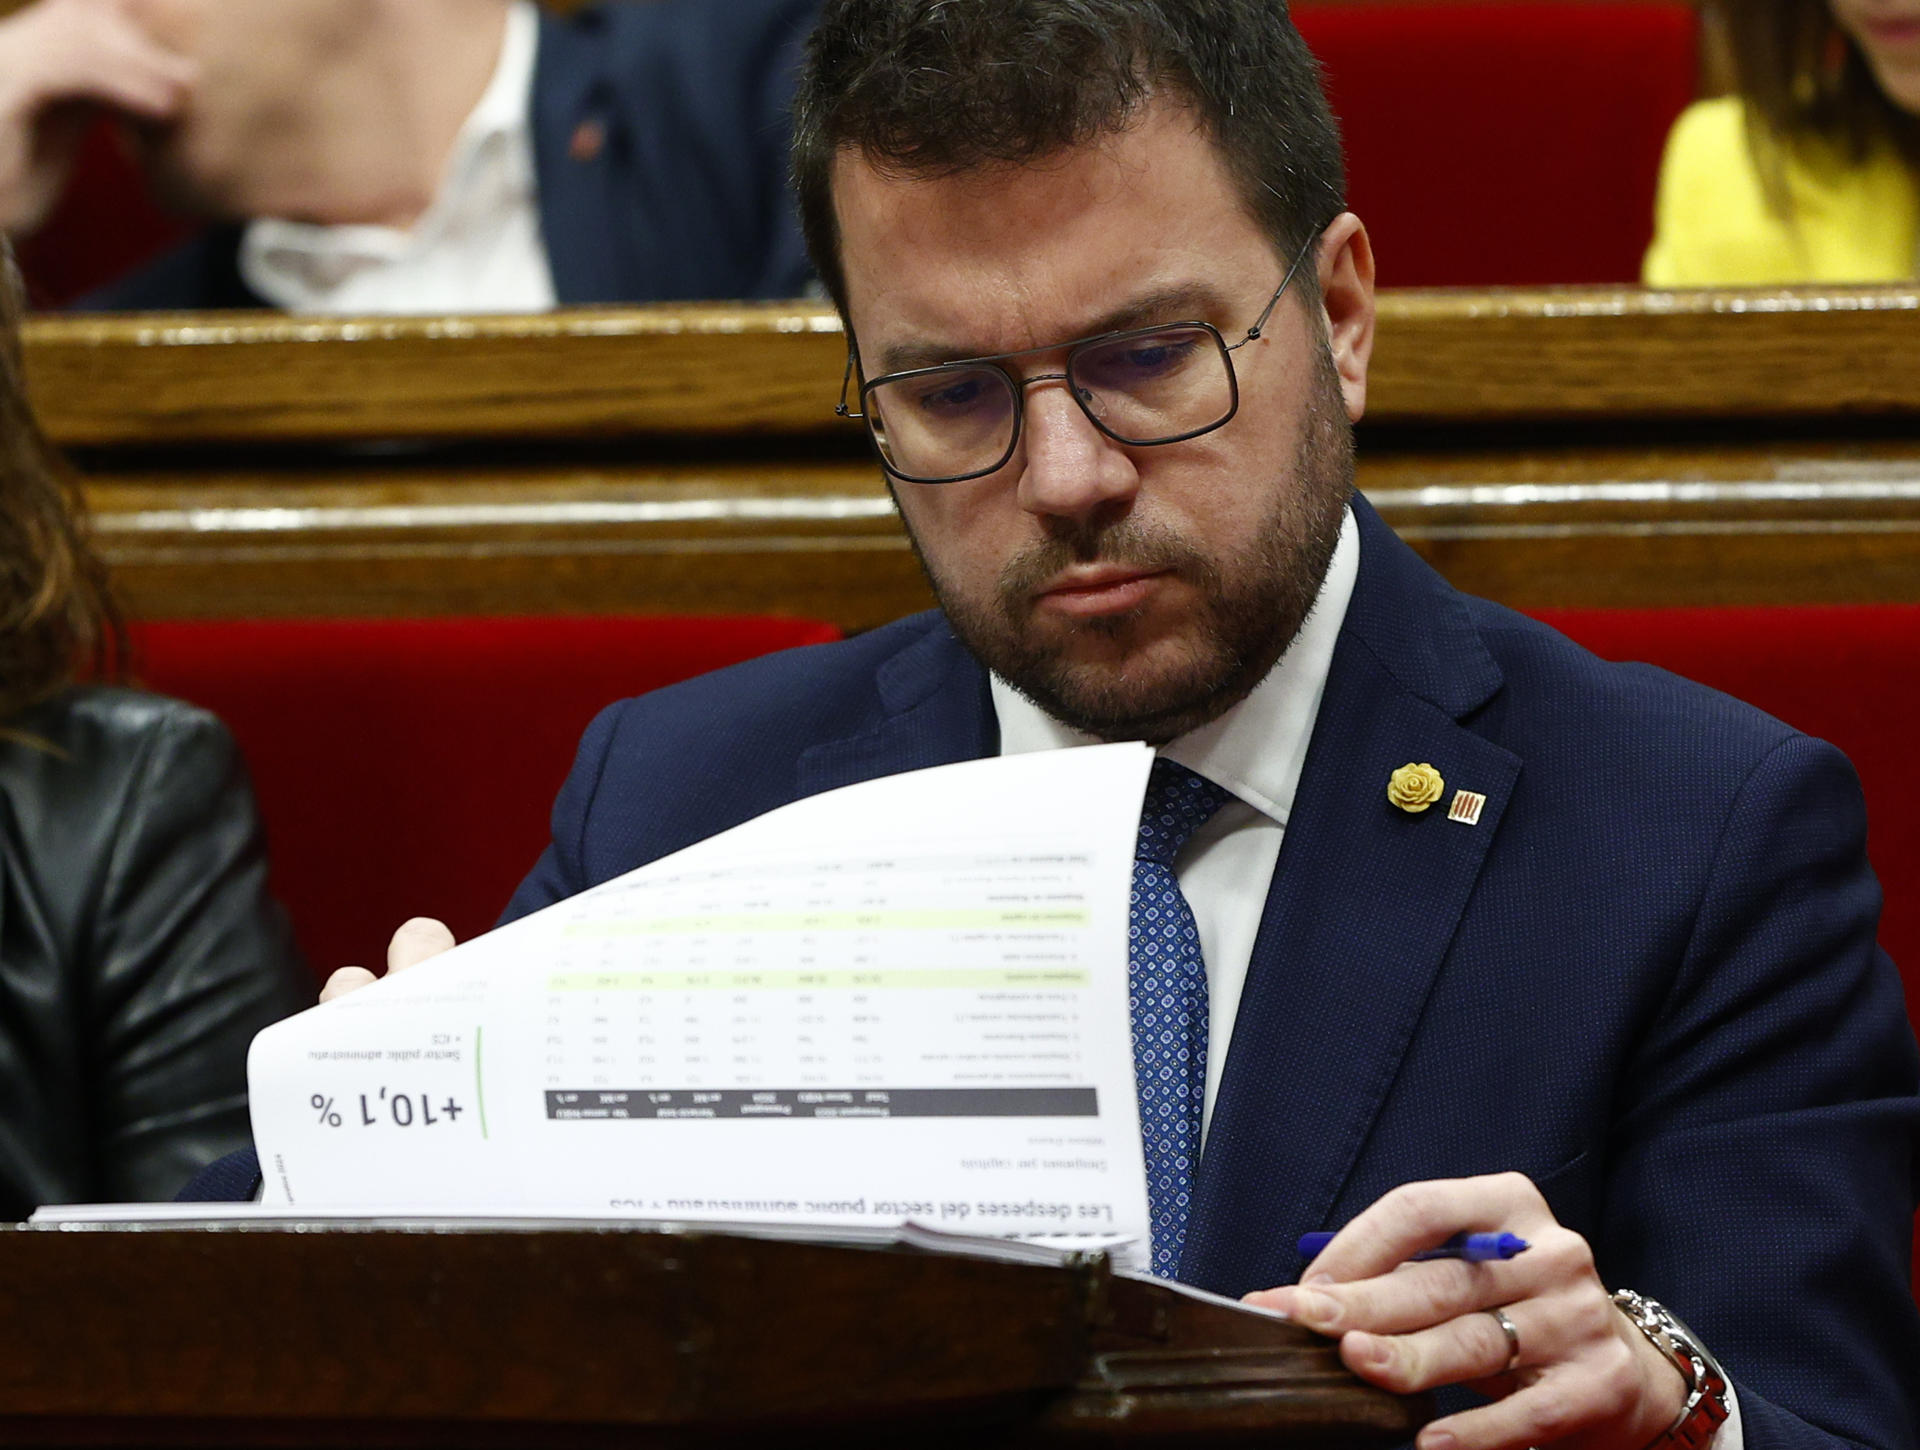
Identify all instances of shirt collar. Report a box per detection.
[991,504,1361,827]
[238,0,541,300]
[464,0,541,154]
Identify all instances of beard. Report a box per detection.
[902,346,1355,744]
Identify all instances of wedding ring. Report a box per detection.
[1485,1306,1522,1373]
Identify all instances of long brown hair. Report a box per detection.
[1719,0,1920,210]
[0,240,122,720]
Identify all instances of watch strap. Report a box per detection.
[1610,1289,1731,1450]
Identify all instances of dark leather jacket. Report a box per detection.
[0,686,309,1217]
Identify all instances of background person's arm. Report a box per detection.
[0,0,194,236]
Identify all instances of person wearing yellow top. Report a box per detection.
[1644,0,1920,286]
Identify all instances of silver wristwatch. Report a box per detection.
[1610,1289,1732,1450]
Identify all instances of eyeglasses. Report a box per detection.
[836,231,1319,486]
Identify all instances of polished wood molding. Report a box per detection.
[81,444,1920,626]
[0,1224,1426,1446]
[25,286,1920,448]
[1367,286,1920,422]
[23,304,853,447]
[86,458,936,630]
[1363,442,1920,610]
[29,286,1920,622]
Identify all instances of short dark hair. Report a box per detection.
[791,0,1346,318]
[0,241,122,720]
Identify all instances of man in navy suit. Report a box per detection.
[0,0,818,311]
[307,1,1918,1445]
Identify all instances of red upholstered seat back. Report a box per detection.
[128,615,841,977]
[16,121,192,309]
[1294,2,1699,286]
[1537,605,1920,1301]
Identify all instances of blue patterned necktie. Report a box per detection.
[1130,755,1232,1280]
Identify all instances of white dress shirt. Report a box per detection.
[990,506,1741,1444]
[239,0,556,315]
[994,507,1359,1140]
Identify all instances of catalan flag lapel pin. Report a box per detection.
[1447,789,1486,826]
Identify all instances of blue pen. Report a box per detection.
[1297,1229,1530,1263]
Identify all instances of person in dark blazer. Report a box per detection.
[0,0,820,312]
[246,1,1919,1445]
[502,2,1920,1443]
[0,238,310,1214]
[500,499,1919,1450]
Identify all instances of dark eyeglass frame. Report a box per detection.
[835,229,1321,485]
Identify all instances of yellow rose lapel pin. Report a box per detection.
[1387,763,1444,813]
[1388,764,1487,825]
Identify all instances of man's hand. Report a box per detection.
[318,917,457,1003]
[0,0,196,235]
[1245,1173,1690,1450]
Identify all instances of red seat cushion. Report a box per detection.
[1537,604,1920,1302]
[1295,2,1698,286]
[128,615,840,977]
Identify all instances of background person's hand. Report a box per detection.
[318,917,457,1003]
[1245,1173,1690,1450]
[0,0,196,235]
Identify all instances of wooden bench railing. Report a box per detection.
[24,286,1920,628]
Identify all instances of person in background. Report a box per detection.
[1645,0,1920,285]
[0,0,821,313]
[0,237,308,1216]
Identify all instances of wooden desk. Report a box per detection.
[23,286,1920,627]
[0,1222,1425,1447]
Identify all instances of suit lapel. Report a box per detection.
[529,9,640,305]
[1181,500,1523,1295]
[796,620,999,796]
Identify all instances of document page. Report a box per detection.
[247,743,1154,1252]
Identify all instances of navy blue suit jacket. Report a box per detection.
[80,0,820,311]
[497,496,1920,1448]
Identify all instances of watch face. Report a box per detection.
[1614,1291,1730,1401]
[1653,1302,1730,1392]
